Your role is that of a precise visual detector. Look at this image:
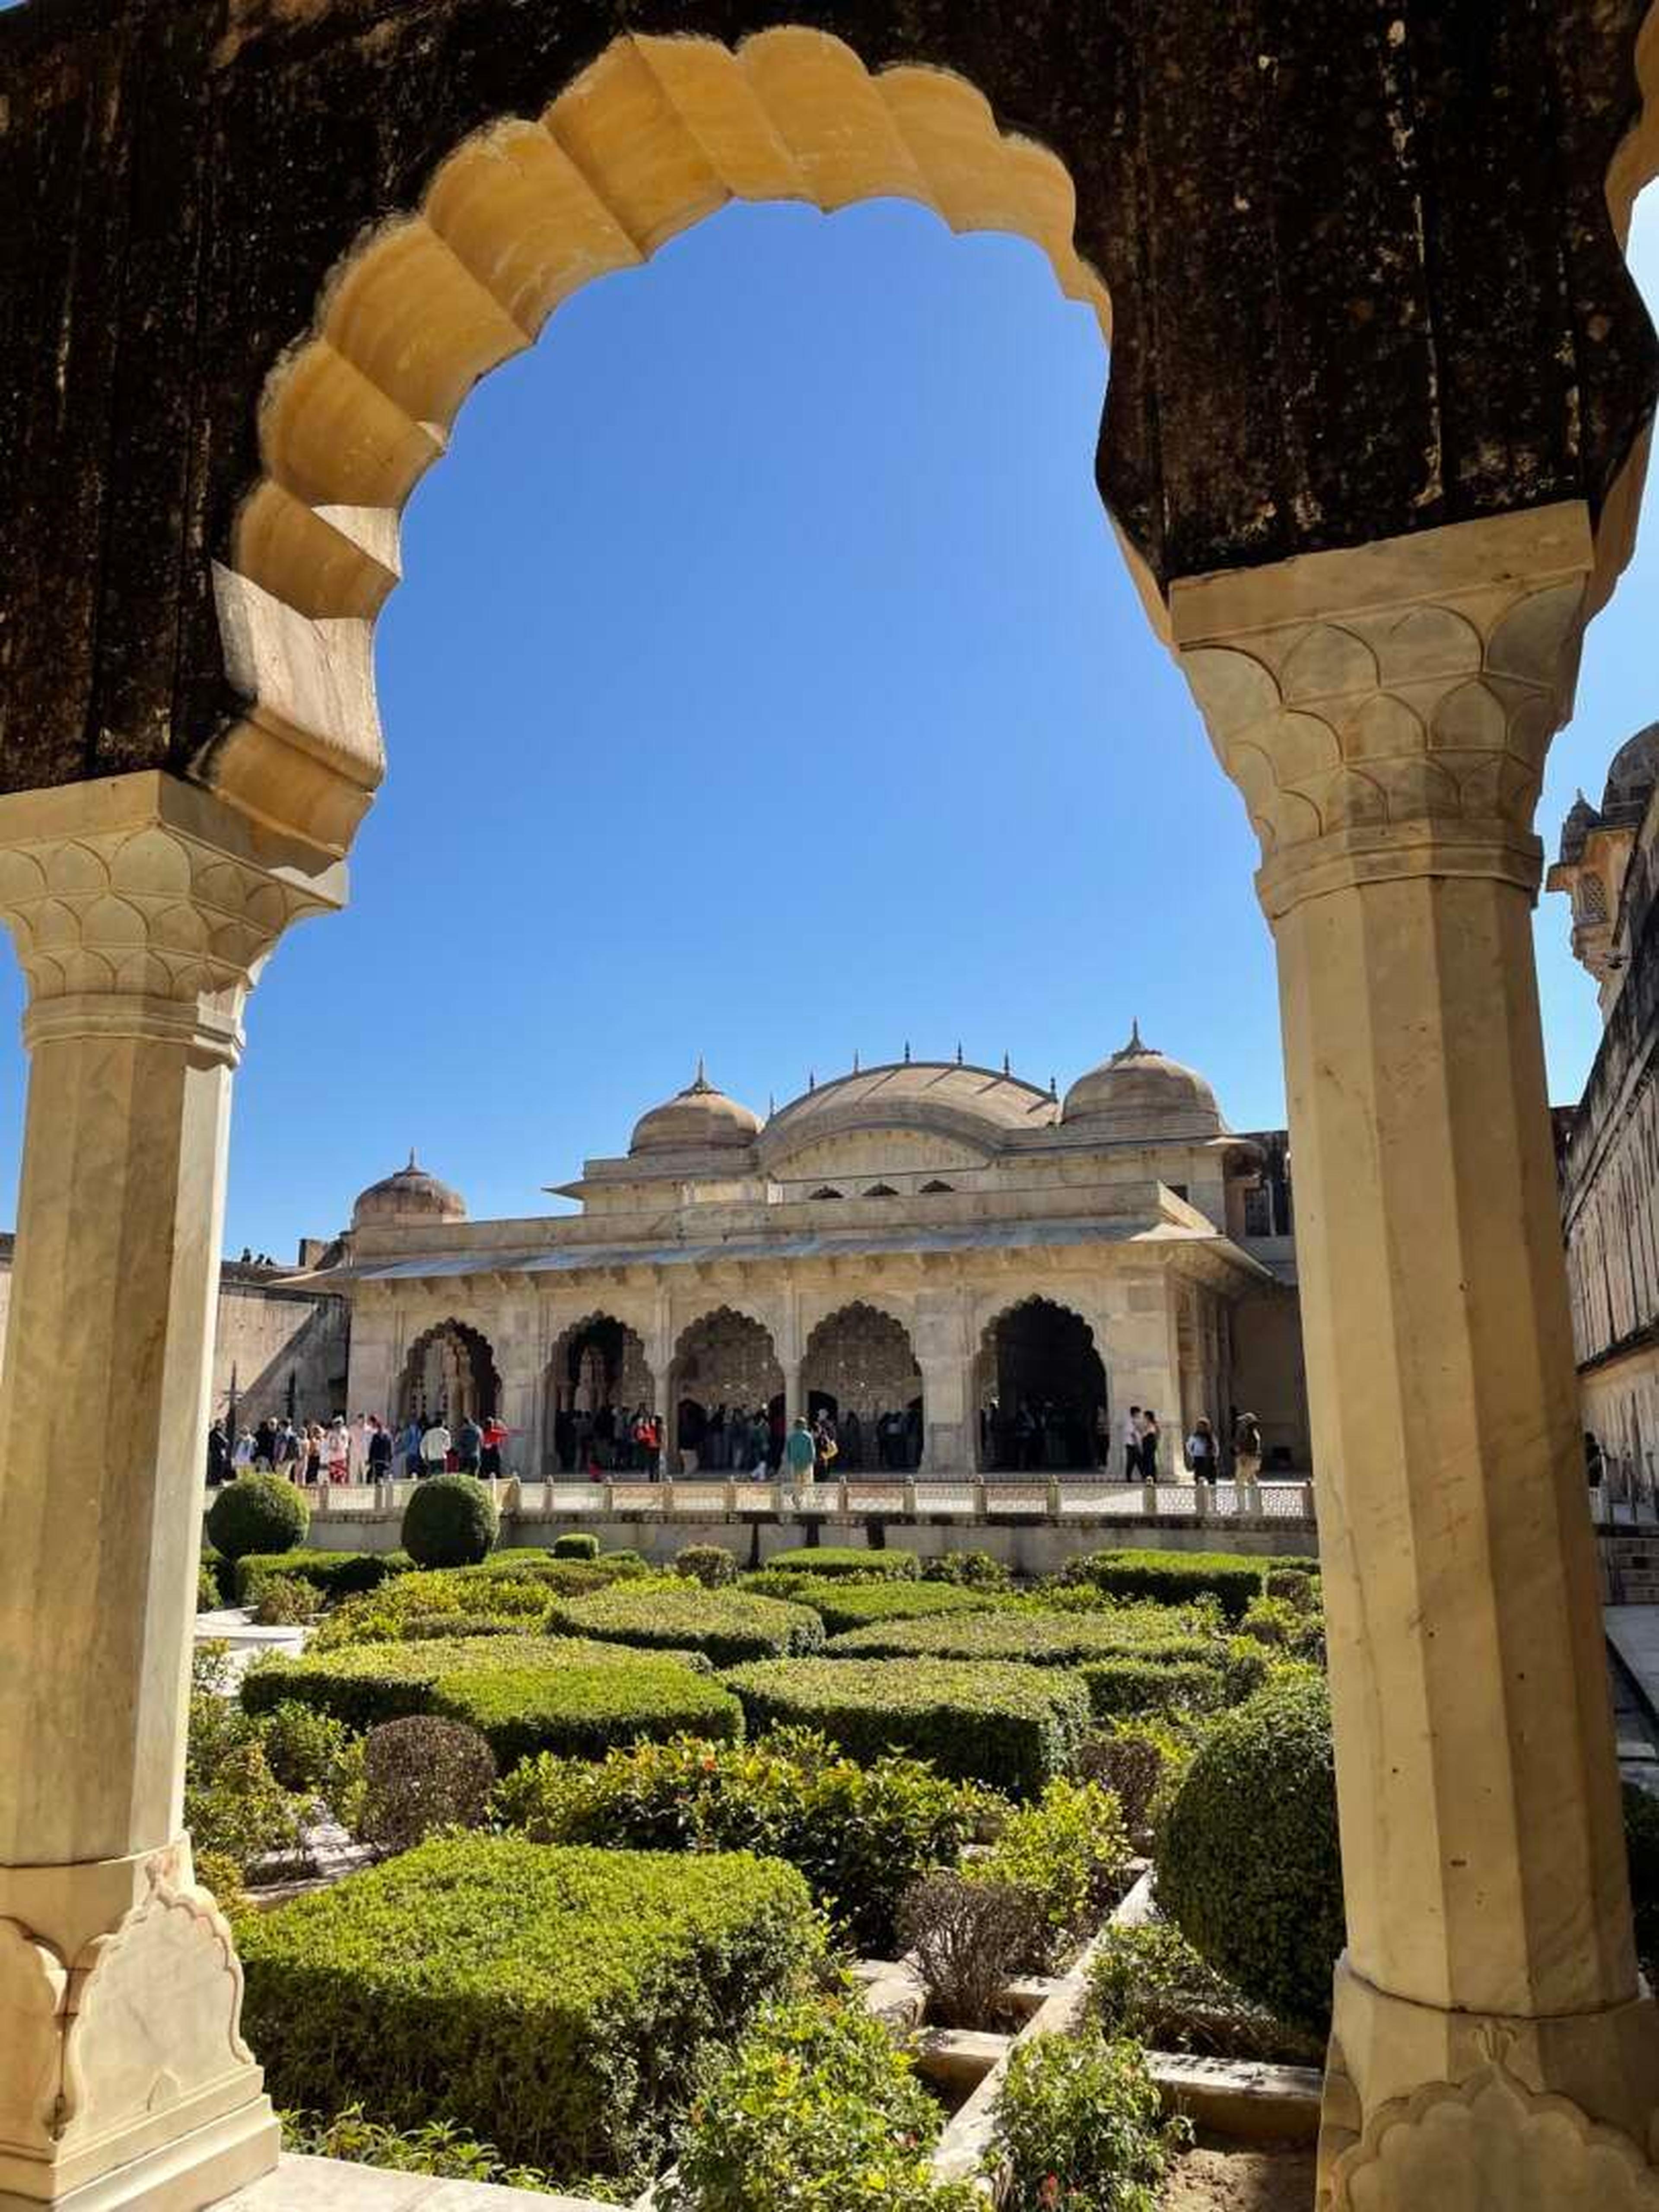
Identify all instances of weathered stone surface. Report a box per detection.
[0,2,1655,798]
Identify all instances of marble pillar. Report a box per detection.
[1174,505,1659,2209]
[0,772,342,2209]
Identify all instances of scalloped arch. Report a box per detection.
[208,25,1109,856]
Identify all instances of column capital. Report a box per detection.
[0,771,345,1059]
[1170,504,1592,921]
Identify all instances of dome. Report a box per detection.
[352,1150,467,1229]
[629,1060,761,1156]
[1061,1022,1224,1142]
[1601,721,1659,819]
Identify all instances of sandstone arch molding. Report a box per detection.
[211,26,1109,857]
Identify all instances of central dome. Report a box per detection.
[1061,1023,1223,1142]
[629,1060,761,1156]
[352,1151,467,1228]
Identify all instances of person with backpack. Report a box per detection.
[784,1414,817,1505]
[1233,1409,1263,1487]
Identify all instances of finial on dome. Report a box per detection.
[1113,1019,1151,1062]
[853,1047,861,1073]
[956,1041,964,1064]
[686,1053,712,1095]
[768,1092,776,1119]
[904,1040,912,1064]
[808,1069,816,1092]
[1002,1051,1011,1077]
[407,1147,418,1171]
[1049,1074,1058,1097]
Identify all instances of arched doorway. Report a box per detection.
[976,1297,1106,1474]
[544,1313,655,1473]
[801,1302,922,1471]
[669,1307,784,1475]
[396,1319,500,1430]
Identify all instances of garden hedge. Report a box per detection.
[720,1656,1089,1798]
[205,1472,309,1562]
[552,1532,601,1559]
[1074,1655,1228,1720]
[545,1584,826,1668]
[311,1569,555,1650]
[1064,1548,1266,1621]
[400,1474,498,1567]
[242,1634,743,1761]
[238,1836,821,2177]
[757,1546,919,1581]
[232,1549,404,1605]
[750,1576,999,1636]
[824,1609,1212,1668]
[1157,1672,1345,2034]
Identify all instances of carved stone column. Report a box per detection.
[0,772,343,2209]
[1174,504,1659,2209]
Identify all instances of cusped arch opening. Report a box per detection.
[208,25,1112,855]
[397,1317,500,1429]
[975,1293,1107,1475]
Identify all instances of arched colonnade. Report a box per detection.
[1,11,1658,2209]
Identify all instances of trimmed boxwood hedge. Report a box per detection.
[237,1835,821,2177]
[232,1549,405,1605]
[206,1472,309,1561]
[720,1656,1089,1798]
[1074,1656,1228,1720]
[545,1584,826,1668]
[312,1570,555,1650]
[1064,1548,1265,1621]
[824,1609,1212,1668]
[757,1546,919,1581]
[747,1576,1000,1636]
[242,1634,743,1760]
[1157,1672,1344,2034]
[552,1531,601,1559]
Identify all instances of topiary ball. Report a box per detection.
[1156,1672,1344,2037]
[206,1471,310,1562]
[676,1544,738,1589]
[400,1474,499,1568]
[552,1532,601,1560]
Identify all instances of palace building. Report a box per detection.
[316,1033,1310,1477]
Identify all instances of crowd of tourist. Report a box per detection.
[205,1410,512,1486]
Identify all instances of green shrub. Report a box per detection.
[1061,1548,1264,1621]
[186,1736,307,1876]
[251,1574,323,1627]
[657,1995,979,2212]
[1077,1723,1171,1844]
[314,1568,556,1650]
[993,2026,1178,2212]
[497,1726,990,1955]
[432,1656,743,1768]
[1090,1919,1322,2066]
[720,1657,1089,1798]
[239,1836,823,2178]
[359,1717,497,1854]
[754,1576,1001,1635]
[259,1701,360,1798]
[234,1550,401,1605]
[1626,1783,1659,1974]
[553,1531,601,1560]
[760,1545,919,1580]
[919,1549,1011,1590]
[547,1583,825,1668]
[973,1777,1131,1952]
[201,1544,230,1605]
[1157,1672,1344,2036]
[281,2106,563,2195]
[206,1472,310,1562]
[1074,1655,1228,1722]
[826,1608,1211,1669]
[197,1557,221,1613]
[245,1634,741,1764]
[1219,1637,1277,1701]
[676,1543,738,1588]
[467,1549,617,1591]
[400,1475,498,1568]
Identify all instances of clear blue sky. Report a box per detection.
[0,181,1654,1257]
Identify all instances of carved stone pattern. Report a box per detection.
[0,823,327,1011]
[57,1866,253,2152]
[0,1918,68,2156]
[1179,579,1587,864]
[1330,2056,1659,2211]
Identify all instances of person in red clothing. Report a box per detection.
[480,1416,509,1478]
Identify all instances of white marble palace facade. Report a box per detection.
[321,1033,1309,1477]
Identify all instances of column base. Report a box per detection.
[0,1842,276,2209]
[1319,1955,1659,2209]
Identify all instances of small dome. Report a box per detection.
[1061,1022,1224,1142]
[1558,788,1598,864]
[352,1150,467,1229]
[1601,721,1659,818]
[629,1060,761,1156]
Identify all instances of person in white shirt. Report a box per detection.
[1185,1415,1218,1483]
[421,1420,452,1476]
[1122,1406,1142,1481]
[231,1429,256,1470]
